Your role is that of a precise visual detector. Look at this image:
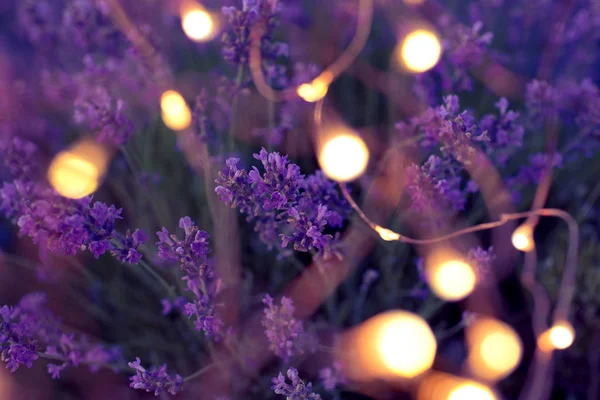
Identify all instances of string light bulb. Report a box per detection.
[297,76,330,103]
[48,139,110,199]
[319,133,369,182]
[399,29,442,73]
[511,224,535,252]
[181,6,214,42]
[161,90,192,131]
[466,318,523,381]
[376,226,401,241]
[375,311,437,378]
[447,381,497,400]
[339,310,436,382]
[417,373,497,400]
[543,321,575,350]
[426,252,477,301]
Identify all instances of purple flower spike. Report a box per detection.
[128,357,183,396]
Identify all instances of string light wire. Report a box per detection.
[248,0,374,102]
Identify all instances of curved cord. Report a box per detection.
[248,0,374,102]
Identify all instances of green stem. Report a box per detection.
[183,363,217,383]
[228,66,245,151]
[138,259,176,298]
[38,352,125,372]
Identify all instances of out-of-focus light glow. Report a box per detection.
[447,381,497,400]
[511,224,535,252]
[417,373,497,400]
[376,226,400,241]
[403,0,425,4]
[161,90,191,131]
[376,311,437,378]
[181,8,214,42]
[48,152,100,199]
[319,134,369,182]
[428,258,476,301]
[467,318,523,381]
[400,29,442,73]
[297,78,329,102]
[548,321,575,350]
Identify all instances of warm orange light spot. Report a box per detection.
[48,139,109,199]
[375,311,437,378]
[447,381,497,400]
[375,226,401,241]
[161,90,191,131]
[511,224,535,252]
[399,29,442,73]
[417,373,497,400]
[339,310,436,382]
[427,255,476,301]
[546,321,575,350]
[319,134,369,182]
[297,79,329,103]
[467,318,523,381]
[181,6,214,42]
[49,153,99,199]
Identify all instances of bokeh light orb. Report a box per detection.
[376,311,437,378]
[447,381,497,400]
[319,134,369,182]
[297,79,329,103]
[511,224,535,252]
[181,8,214,42]
[48,151,100,199]
[400,29,442,73]
[161,90,192,131]
[548,321,575,350]
[428,259,476,301]
[467,318,523,381]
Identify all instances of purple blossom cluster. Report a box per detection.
[415,21,493,101]
[406,155,466,215]
[399,95,527,213]
[73,84,135,146]
[319,361,347,392]
[0,139,147,263]
[215,149,350,258]
[466,246,496,281]
[221,0,288,74]
[128,357,183,396]
[1,293,122,377]
[271,367,322,400]
[156,217,224,338]
[262,294,309,361]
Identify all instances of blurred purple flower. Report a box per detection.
[262,294,305,361]
[156,218,223,338]
[215,148,348,258]
[272,367,322,400]
[319,361,346,392]
[128,357,183,396]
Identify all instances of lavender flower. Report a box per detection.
[262,294,306,361]
[1,293,122,377]
[405,155,466,215]
[525,80,558,123]
[272,368,322,400]
[467,247,496,280]
[221,0,287,66]
[73,84,134,145]
[156,218,223,338]
[128,357,183,396]
[0,138,147,261]
[215,149,348,257]
[319,361,347,392]
[479,98,525,166]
